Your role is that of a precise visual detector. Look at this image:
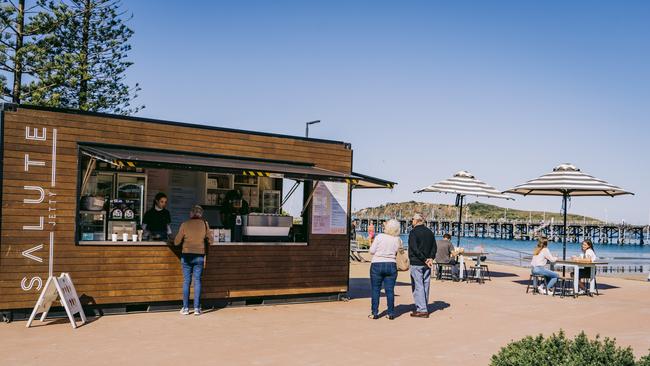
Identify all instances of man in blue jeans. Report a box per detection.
[408,213,437,318]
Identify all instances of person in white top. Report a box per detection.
[530,237,559,294]
[368,219,402,320]
[572,239,598,293]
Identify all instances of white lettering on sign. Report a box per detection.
[25,126,47,141]
[23,216,44,231]
[19,126,58,291]
[21,244,44,263]
[48,232,55,278]
[48,196,57,225]
[21,277,43,291]
[23,186,45,204]
[24,154,46,171]
[51,129,57,186]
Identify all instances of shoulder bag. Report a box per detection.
[395,238,410,271]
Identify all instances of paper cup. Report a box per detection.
[132,234,138,242]
[111,233,118,242]
[122,233,129,242]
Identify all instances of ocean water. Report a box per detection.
[358,233,650,274]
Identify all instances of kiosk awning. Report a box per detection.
[79,144,356,182]
[351,172,397,189]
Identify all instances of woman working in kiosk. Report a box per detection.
[222,189,249,242]
[143,192,172,240]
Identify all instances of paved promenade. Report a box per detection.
[1,262,649,365]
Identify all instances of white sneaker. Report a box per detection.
[180,308,189,315]
[194,308,202,316]
[537,285,547,295]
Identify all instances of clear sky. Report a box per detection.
[124,1,649,224]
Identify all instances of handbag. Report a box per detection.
[203,221,211,248]
[396,239,410,271]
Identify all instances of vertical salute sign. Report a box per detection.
[20,126,58,291]
[18,126,86,328]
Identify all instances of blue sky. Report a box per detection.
[124,1,650,224]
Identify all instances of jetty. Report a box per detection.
[353,217,649,245]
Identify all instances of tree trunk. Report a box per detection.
[11,0,25,104]
[78,0,92,109]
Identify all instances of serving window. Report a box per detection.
[75,144,353,246]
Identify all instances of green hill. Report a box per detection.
[353,201,602,223]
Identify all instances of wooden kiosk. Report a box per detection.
[0,104,394,319]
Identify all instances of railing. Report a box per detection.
[487,245,533,267]
[484,246,649,274]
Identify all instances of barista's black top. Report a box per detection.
[143,207,171,232]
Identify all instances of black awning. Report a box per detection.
[351,172,397,189]
[79,144,355,182]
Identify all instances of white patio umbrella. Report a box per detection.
[505,163,633,263]
[415,171,514,245]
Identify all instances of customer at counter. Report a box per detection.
[143,192,172,240]
[174,205,213,316]
[223,189,249,242]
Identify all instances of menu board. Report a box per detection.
[311,181,348,235]
[145,169,170,211]
[168,171,199,232]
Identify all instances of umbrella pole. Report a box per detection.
[457,195,464,246]
[562,193,568,276]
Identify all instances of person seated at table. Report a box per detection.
[435,233,460,281]
[530,237,559,295]
[571,239,598,293]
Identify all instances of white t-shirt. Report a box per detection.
[584,248,597,261]
[369,233,401,263]
[531,247,558,267]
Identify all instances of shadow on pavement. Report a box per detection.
[377,301,451,318]
[348,278,411,299]
[511,279,620,290]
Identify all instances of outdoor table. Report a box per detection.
[554,260,608,295]
[457,252,489,281]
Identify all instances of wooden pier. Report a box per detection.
[353,217,649,245]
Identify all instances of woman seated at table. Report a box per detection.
[571,239,598,293]
[530,237,559,295]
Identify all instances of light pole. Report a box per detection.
[305,120,321,138]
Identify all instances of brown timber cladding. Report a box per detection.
[0,107,352,310]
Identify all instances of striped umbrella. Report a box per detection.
[505,163,633,261]
[415,171,513,245]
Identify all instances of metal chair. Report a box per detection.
[436,264,451,280]
[526,274,548,295]
[436,263,459,281]
[349,240,368,263]
[479,264,492,281]
[552,277,576,298]
[466,266,486,284]
[581,277,599,296]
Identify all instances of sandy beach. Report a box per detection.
[1,261,649,366]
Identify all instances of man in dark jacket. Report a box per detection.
[408,213,437,318]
